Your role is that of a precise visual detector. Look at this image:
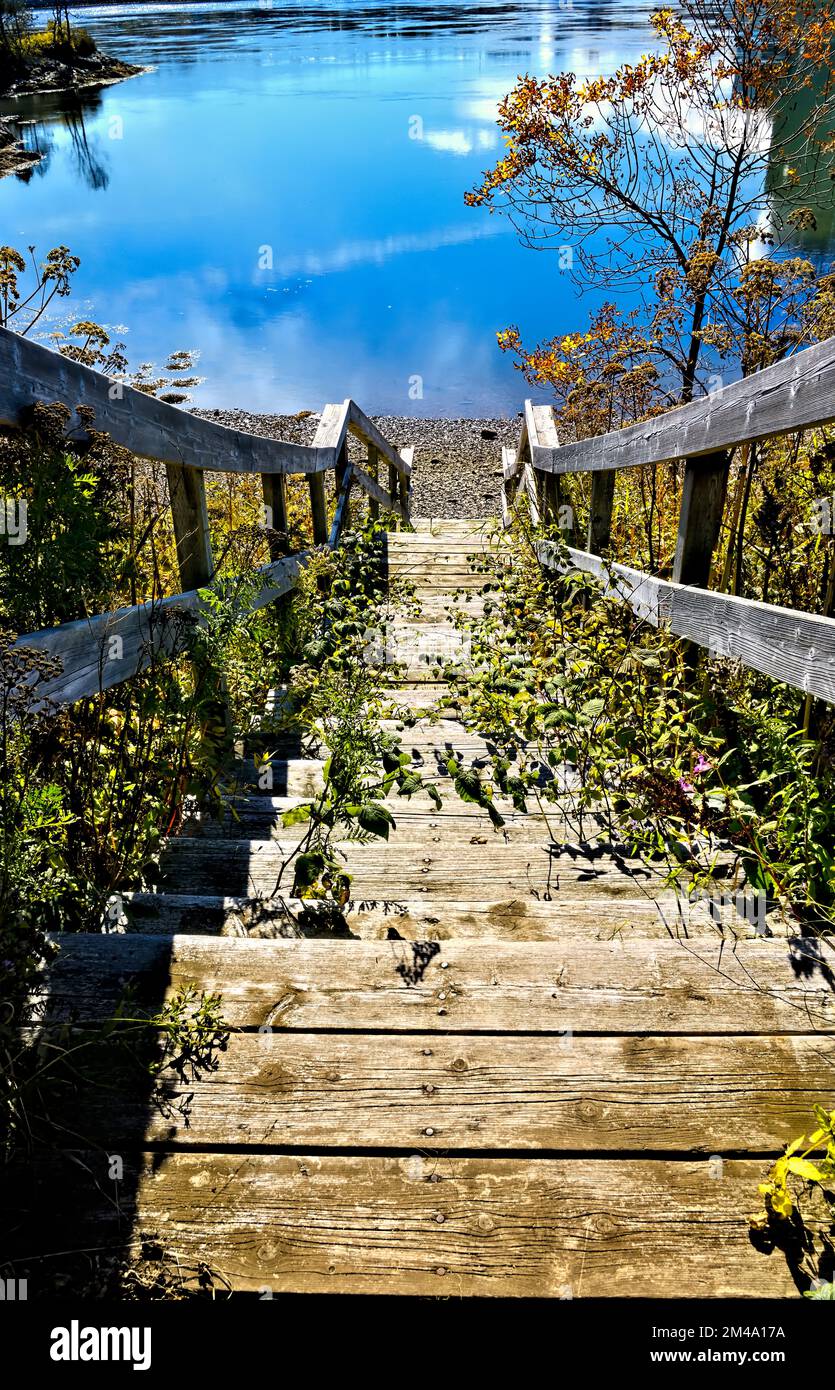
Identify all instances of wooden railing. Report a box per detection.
[502,336,835,703]
[0,327,412,709]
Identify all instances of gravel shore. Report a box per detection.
[193,408,522,518]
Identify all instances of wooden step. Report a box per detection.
[4,1153,798,1297]
[156,838,678,900]
[44,933,835,1034]
[55,1031,835,1153]
[124,892,783,940]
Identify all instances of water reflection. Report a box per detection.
[0,1,829,415]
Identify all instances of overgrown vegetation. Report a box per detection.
[751,1106,835,1296]
[447,517,835,934]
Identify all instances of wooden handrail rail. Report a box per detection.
[0,327,413,480]
[525,335,835,478]
[503,334,835,702]
[2,328,413,710]
[538,542,835,704]
[14,553,309,710]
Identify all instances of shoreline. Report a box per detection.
[0,59,145,177]
[194,408,524,518]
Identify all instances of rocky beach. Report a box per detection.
[194,407,523,518]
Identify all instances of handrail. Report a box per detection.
[0,327,413,480]
[2,327,412,709]
[504,334,835,703]
[523,336,835,478]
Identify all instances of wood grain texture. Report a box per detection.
[156,837,677,899]
[43,933,834,1032]
[4,1153,799,1296]
[352,462,408,521]
[13,553,309,707]
[0,326,335,475]
[673,450,731,588]
[328,462,354,548]
[529,334,835,475]
[165,464,214,590]
[545,544,835,702]
[65,1032,835,1152]
[124,891,776,940]
[348,401,411,478]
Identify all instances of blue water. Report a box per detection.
[0,2,736,413]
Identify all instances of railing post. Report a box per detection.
[262,473,289,558]
[334,435,351,533]
[367,444,380,521]
[165,462,232,748]
[397,448,412,525]
[673,451,731,587]
[165,463,214,589]
[586,470,616,554]
[307,471,329,545]
[539,471,561,525]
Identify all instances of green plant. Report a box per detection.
[449,514,835,931]
[751,1106,835,1295]
[262,522,444,902]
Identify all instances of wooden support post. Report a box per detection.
[539,471,561,526]
[165,462,232,752]
[367,445,380,521]
[586,469,616,554]
[165,463,213,591]
[334,436,350,535]
[307,472,328,545]
[261,473,289,559]
[673,451,731,587]
[397,447,412,526]
[388,462,400,529]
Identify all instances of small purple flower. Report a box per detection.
[678,775,695,795]
[692,754,711,777]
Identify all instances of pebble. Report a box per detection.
[192,407,522,519]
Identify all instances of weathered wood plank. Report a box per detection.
[352,462,408,522]
[348,402,411,478]
[166,463,214,591]
[306,472,329,545]
[397,446,413,522]
[156,837,718,901]
[65,1032,835,1152]
[366,444,380,521]
[529,334,835,475]
[262,473,289,558]
[328,462,354,548]
[3,1153,799,1296]
[13,553,309,707]
[123,892,786,940]
[311,400,351,452]
[522,461,541,527]
[43,934,834,1033]
[673,450,731,587]
[586,468,616,553]
[0,326,335,474]
[544,543,835,702]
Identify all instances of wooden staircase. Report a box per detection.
[13,519,835,1298]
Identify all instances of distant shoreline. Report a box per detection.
[0,55,146,176]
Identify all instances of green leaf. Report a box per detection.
[454,767,483,804]
[293,850,325,894]
[786,1157,825,1182]
[357,802,395,839]
[804,1281,835,1300]
[281,803,311,828]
